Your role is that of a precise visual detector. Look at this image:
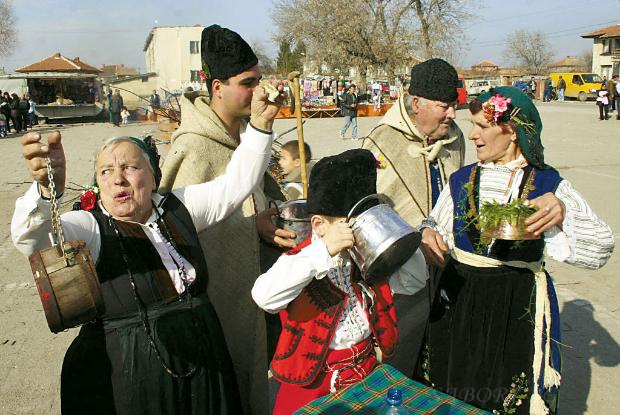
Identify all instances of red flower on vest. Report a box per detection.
[80,190,97,211]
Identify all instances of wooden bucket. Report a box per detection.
[29,240,104,333]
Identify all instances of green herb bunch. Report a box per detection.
[479,199,538,244]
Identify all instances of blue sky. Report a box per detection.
[1,0,619,72]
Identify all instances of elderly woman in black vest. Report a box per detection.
[11,87,281,415]
[415,87,614,415]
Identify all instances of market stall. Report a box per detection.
[12,53,103,120]
[274,75,398,118]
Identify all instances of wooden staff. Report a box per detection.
[287,71,308,199]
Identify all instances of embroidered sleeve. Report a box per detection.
[553,179,614,269]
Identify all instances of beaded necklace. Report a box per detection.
[108,206,197,379]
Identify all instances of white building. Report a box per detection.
[582,24,620,78]
[143,25,206,92]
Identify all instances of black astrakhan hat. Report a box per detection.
[307,149,378,217]
[201,24,258,81]
[408,58,458,103]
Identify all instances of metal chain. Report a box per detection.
[46,156,67,260]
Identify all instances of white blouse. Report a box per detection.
[252,234,429,350]
[422,157,614,269]
[11,125,273,293]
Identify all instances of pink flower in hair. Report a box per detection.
[482,94,512,123]
[491,94,511,115]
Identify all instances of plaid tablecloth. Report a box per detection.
[295,364,490,414]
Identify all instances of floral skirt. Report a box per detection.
[414,259,561,414]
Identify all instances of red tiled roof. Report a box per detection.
[16,53,101,73]
[582,24,620,38]
[100,64,139,77]
[472,60,499,68]
[549,56,586,67]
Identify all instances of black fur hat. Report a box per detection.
[201,25,258,81]
[307,149,378,217]
[408,58,458,103]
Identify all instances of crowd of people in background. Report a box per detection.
[2,70,617,139]
[0,90,37,136]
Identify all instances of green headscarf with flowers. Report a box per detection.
[476,86,546,169]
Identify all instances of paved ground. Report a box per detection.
[0,101,617,414]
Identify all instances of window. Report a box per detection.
[190,70,201,82]
[598,67,611,80]
[190,41,200,54]
[602,39,611,54]
[572,75,583,85]
[582,74,602,83]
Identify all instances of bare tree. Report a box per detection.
[413,0,474,60]
[0,0,17,57]
[502,30,553,74]
[578,49,593,72]
[271,0,473,82]
[251,40,276,75]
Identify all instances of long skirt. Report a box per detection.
[61,296,241,415]
[415,259,561,414]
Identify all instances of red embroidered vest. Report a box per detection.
[270,238,398,386]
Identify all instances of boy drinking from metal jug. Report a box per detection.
[252,149,429,414]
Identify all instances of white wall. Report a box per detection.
[111,76,159,110]
[591,37,620,76]
[144,26,205,92]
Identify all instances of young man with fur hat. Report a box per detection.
[159,24,293,415]
[252,149,429,414]
[361,58,465,374]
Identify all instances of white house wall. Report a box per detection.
[591,37,620,78]
[145,26,204,93]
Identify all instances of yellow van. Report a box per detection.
[549,72,604,101]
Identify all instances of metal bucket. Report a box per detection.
[482,217,540,241]
[271,199,312,245]
[347,194,421,283]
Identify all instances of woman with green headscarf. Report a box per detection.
[414,86,614,415]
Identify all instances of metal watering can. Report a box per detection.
[346,194,421,283]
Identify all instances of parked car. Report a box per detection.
[466,79,500,96]
[456,77,468,107]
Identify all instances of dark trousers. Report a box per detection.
[21,112,29,130]
[616,97,620,119]
[111,112,121,126]
[10,111,21,132]
[598,103,609,120]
